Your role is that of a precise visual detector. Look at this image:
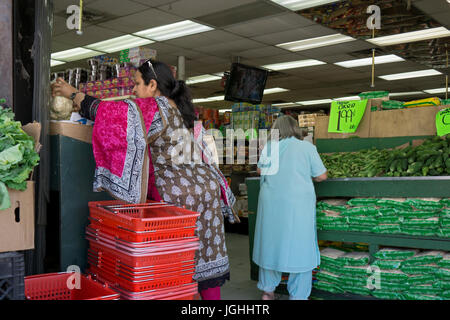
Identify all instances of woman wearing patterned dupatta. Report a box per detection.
[51,60,236,300]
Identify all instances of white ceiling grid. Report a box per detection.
[51,0,450,109]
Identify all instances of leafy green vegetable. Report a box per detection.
[0,107,39,209]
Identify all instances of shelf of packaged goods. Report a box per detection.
[315,176,450,198]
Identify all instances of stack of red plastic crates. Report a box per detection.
[85,200,200,300]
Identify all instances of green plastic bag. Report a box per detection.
[346,225,374,233]
[437,254,450,268]
[341,284,372,296]
[436,228,450,238]
[382,100,404,110]
[374,248,419,260]
[440,217,450,228]
[404,293,443,300]
[347,216,378,226]
[401,217,440,228]
[377,207,398,216]
[347,198,379,206]
[371,259,403,270]
[337,252,370,266]
[377,281,410,292]
[358,91,389,99]
[317,215,346,224]
[320,248,347,267]
[439,198,450,207]
[400,227,437,237]
[339,275,368,286]
[401,264,439,275]
[320,264,344,275]
[313,280,344,294]
[372,290,405,300]
[315,271,341,284]
[321,223,349,231]
[397,211,437,219]
[442,290,450,299]
[376,215,403,224]
[378,270,409,283]
[342,207,379,217]
[402,251,444,266]
[407,284,443,296]
[408,274,436,285]
[371,224,402,234]
[341,265,371,277]
[436,268,450,281]
[433,280,450,290]
[376,199,412,210]
[406,199,444,211]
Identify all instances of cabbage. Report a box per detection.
[0,107,40,209]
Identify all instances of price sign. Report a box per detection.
[436,107,450,137]
[328,99,368,133]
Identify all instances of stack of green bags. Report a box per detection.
[316,200,348,232]
[371,248,417,300]
[438,199,450,238]
[314,248,372,296]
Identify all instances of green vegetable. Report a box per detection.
[0,107,39,208]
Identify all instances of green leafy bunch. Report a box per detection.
[0,107,40,209]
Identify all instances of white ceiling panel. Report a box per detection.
[156,0,257,19]
[195,39,265,56]
[252,24,337,45]
[130,0,177,7]
[298,40,374,58]
[224,12,315,38]
[233,46,288,59]
[96,8,181,33]
[52,25,125,48]
[51,41,77,53]
[164,30,243,49]
[85,0,149,16]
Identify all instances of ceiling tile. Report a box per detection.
[85,0,149,16]
[299,40,374,58]
[53,0,99,13]
[164,30,243,49]
[195,39,265,56]
[157,0,257,19]
[52,25,125,48]
[234,46,288,59]
[96,8,181,33]
[252,24,337,45]
[224,12,315,38]
[130,0,176,7]
[51,41,76,53]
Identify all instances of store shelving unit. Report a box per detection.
[245,135,450,299]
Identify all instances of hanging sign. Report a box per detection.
[436,107,450,137]
[328,100,368,133]
[366,5,381,30]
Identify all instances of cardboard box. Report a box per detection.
[0,181,35,252]
[0,122,40,253]
[50,121,93,144]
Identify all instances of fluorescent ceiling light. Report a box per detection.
[51,59,66,67]
[424,88,448,94]
[219,109,232,113]
[264,88,289,94]
[272,102,297,107]
[85,35,154,53]
[367,27,450,46]
[51,47,102,62]
[379,69,442,81]
[262,59,326,71]
[186,74,222,85]
[277,34,356,52]
[334,54,405,68]
[193,98,212,104]
[134,20,213,41]
[270,0,340,11]
[296,99,333,105]
[333,96,361,101]
[389,91,425,97]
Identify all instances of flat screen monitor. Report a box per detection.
[224,63,268,104]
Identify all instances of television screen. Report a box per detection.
[224,63,268,104]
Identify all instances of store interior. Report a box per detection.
[6,0,449,300]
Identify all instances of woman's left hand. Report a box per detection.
[51,78,78,99]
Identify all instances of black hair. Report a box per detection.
[138,60,196,129]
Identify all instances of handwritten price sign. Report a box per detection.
[436,108,450,137]
[328,99,368,133]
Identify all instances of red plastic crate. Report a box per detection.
[87,255,195,280]
[24,272,120,300]
[88,241,197,268]
[86,233,199,255]
[115,283,198,300]
[87,251,195,277]
[87,219,197,243]
[88,265,195,292]
[88,200,200,232]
